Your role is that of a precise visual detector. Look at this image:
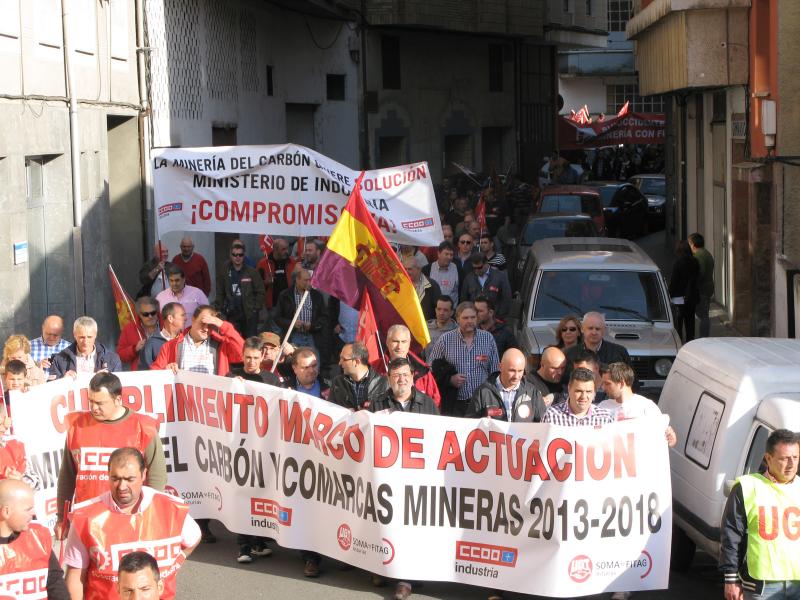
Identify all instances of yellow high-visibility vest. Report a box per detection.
[737,473,800,580]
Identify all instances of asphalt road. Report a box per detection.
[177,522,722,600]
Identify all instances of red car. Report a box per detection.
[536,185,607,235]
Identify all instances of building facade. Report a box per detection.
[628,0,800,337]
[0,0,143,344]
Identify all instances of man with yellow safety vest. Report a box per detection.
[720,428,799,600]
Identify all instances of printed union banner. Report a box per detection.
[12,373,671,597]
[152,144,443,246]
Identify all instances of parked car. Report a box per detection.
[585,181,648,239]
[509,237,680,397]
[658,337,800,570]
[629,174,666,228]
[537,185,606,235]
[508,214,600,292]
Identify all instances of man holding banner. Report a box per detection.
[56,372,166,536]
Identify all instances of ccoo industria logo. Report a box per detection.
[158,202,182,217]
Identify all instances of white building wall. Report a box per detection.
[145,0,360,284]
[0,0,141,344]
[558,77,607,116]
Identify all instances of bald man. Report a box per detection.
[172,236,211,295]
[0,479,69,599]
[466,349,547,422]
[30,315,71,380]
[528,346,567,398]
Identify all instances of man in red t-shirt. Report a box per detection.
[171,236,211,296]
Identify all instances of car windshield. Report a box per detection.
[597,187,617,208]
[540,194,599,216]
[522,219,596,245]
[532,270,670,321]
[634,178,665,196]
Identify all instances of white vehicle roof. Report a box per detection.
[529,237,659,271]
[675,337,800,390]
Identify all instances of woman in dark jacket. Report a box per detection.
[669,240,700,342]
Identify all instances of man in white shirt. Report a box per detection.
[598,362,676,600]
[600,362,677,438]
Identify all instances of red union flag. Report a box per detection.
[259,235,274,255]
[356,293,381,368]
[311,173,430,347]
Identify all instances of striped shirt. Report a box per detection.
[426,328,499,402]
[295,290,313,324]
[29,337,70,378]
[495,378,519,415]
[487,252,507,270]
[542,400,614,427]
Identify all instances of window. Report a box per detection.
[586,0,592,16]
[381,35,401,90]
[25,157,45,207]
[563,0,569,12]
[266,65,274,96]
[743,426,771,476]
[606,83,665,114]
[532,270,670,321]
[488,45,503,92]
[684,393,725,469]
[607,0,632,32]
[326,74,345,100]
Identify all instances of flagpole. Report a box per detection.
[157,240,167,290]
[271,289,309,373]
[375,330,388,372]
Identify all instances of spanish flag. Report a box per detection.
[108,264,141,335]
[311,173,430,347]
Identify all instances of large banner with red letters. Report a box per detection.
[152,144,443,246]
[558,112,665,149]
[11,372,671,597]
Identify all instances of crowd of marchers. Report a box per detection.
[0,175,793,600]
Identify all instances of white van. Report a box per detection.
[658,337,800,569]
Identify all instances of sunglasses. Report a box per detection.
[141,311,158,317]
[561,326,578,332]
[459,240,472,245]
[231,252,245,257]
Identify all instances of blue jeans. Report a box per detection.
[289,331,316,350]
[746,582,800,600]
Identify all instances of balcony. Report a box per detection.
[335,0,546,37]
[626,0,749,96]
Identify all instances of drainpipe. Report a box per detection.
[135,0,154,252]
[62,0,85,313]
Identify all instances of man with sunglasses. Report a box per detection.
[329,342,388,411]
[213,241,265,337]
[454,233,476,273]
[117,296,161,370]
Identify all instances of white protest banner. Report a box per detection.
[152,144,443,246]
[13,372,671,597]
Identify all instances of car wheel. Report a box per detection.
[670,526,696,572]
